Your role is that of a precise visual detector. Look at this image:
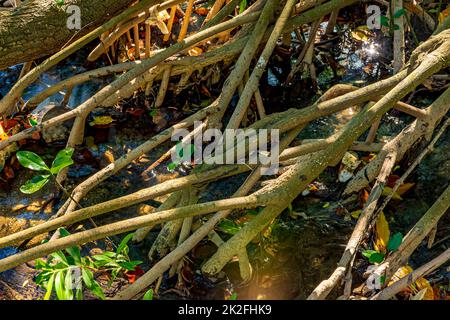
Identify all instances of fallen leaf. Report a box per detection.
[382,186,403,200]
[350,26,374,43]
[389,266,434,300]
[359,189,370,204]
[3,166,14,179]
[374,212,390,253]
[396,182,415,196]
[438,7,450,25]
[351,209,362,219]
[188,47,203,56]
[413,277,434,300]
[0,123,9,141]
[89,116,114,127]
[195,7,209,15]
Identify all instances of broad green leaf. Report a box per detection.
[91,255,114,263]
[217,219,241,235]
[55,271,65,300]
[16,151,49,171]
[58,227,70,237]
[362,249,378,259]
[380,16,390,27]
[64,269,74,300]
[44,273,56,300]
[167,162,177,171]
[20,174,50,194]
[81,268,94,289]
[50,251,69,265]
[34,259,47,269]
[393,23,400,30]
[362,250,385,264]
[58,228,81,263]
[387,232,403,252]
[393,8,407,19]
[75,287,83,300]
[143,289,154,300]
[89,280,105,300]
[369,252,385,264]
[116,233,134,255]
[56,0,65,6]
[50,148,74,174]
[239,0,247,14]
[118,260,143,271]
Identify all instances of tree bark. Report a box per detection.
[0,0,135,69]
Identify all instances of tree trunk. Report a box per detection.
[0,0,135,69]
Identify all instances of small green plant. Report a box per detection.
[16,148,74,194]
[91,233,143,285]
[34,232,142,300]
[34,228,105,300]
[380,8,407,33]
[362,232,403,264]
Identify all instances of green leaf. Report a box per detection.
[167,162,177,171]
[387,232,403,252]
[116,233,134,255]
[89,280,105,300]
[75,287,83,300]
[50,147,74,174]
[393,8,407,19]
[55,0,64,6]
[217,219,241,235]
[29,118,38,127]
[91,254,114,263]
[362,250,385,263]
[239,0,247,14]
[20,174,50,194]
[369,252,385,264]
[380,16,390,27]
[50,251,69,265]
[34,259,47,269]
[58,228,81,263]
[393,23,400,30]
[81,268,94,289]
[16,151,49,171]
[143,289,154,300]
[64,269,74,300]
[229,292,238,300]
[362,250,378,259]
[44,273,55,300]
[55,271,65,300]
[118,261,142,271]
